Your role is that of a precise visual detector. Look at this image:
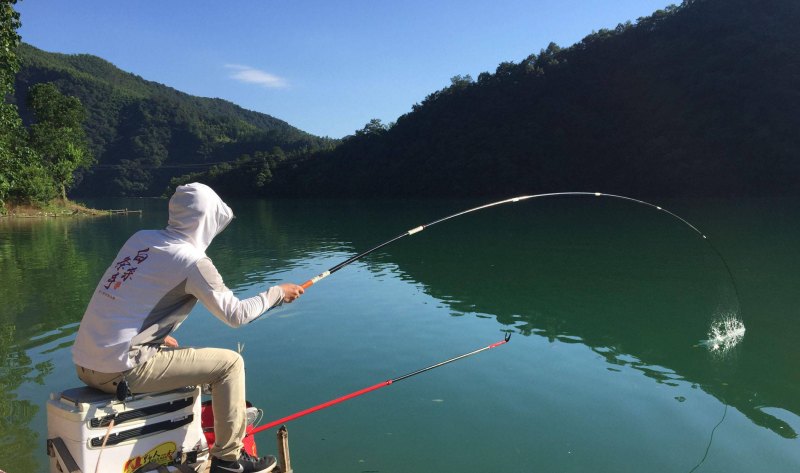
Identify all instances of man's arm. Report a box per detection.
[186,257,303,327]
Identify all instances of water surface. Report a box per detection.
[0,196,798,472]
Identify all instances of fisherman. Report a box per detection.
[72,182,303,473]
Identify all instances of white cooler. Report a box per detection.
[46,386,208,473]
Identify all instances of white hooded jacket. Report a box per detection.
[72,183,284,373]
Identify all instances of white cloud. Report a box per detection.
[225,64,288,89]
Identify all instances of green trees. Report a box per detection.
[166,147,294,197]
[0,81,92,207]
[7,0,800,201]
[0,0,24,208]
[355,118,389,137]
[14,43,333,197]
[0,0,58,208]
[260,0,800,199]
[1,1,93,208]
[26,83,93,200]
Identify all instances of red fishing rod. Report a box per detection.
[249,333,511,436]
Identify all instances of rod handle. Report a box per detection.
[300,270,331,290]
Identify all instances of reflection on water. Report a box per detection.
[0,324,42,473]
[377,198,799,446]
[1,196,798,472]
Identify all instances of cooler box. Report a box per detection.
[46,386,208,473]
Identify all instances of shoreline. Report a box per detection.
[0,200,121,219]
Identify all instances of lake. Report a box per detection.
[1,195,798,472]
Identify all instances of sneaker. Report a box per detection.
[210,451,277,473]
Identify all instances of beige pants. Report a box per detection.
[76,347,246,461]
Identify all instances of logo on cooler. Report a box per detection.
[123,441,176,473]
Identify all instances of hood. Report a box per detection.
[166,183,234,251]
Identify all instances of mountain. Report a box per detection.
[13,43,335,196]
[13,0,800,200]
[260,0,799,198]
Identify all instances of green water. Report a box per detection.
[1,196,798,472]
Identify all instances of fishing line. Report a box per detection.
[687,402,729,473]
[299,192,742,308]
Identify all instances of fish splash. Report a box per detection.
[700,314,746,355]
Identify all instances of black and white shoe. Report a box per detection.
[210,451,277,473]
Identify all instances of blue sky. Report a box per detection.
[16,0,674,138]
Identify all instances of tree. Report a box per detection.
[0,0,24,208]
[449,74,474,89]
[0,1,20,109]
[0,1,56,207]
[26,83,93,200]
[355,118,388,137]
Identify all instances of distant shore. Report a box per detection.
[0,200,113,219]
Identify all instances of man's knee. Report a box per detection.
[220,349,244,374]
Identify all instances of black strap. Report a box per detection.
[90,415,193,447]
[90,396,194,428]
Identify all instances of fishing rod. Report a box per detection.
[248,333,512,436]
[300,192,740,304]
[300,195,534,289]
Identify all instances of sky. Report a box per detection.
[16,0,675,139]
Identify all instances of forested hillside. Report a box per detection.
[255,0,798,198]
[13,44,335,196]
[10,0,799,200]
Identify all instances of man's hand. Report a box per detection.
[280,283,304,303]
[164,335,179,347]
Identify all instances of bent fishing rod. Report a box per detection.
[299,192,740,303]
[249,333,511,436]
